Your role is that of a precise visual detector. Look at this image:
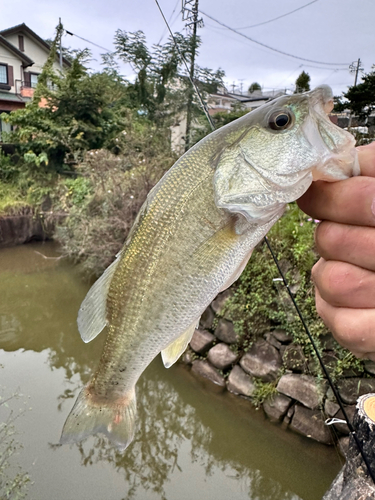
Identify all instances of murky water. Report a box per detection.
[0,242,342,500]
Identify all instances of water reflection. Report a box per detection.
[57,358,339,500]
[0,243,340,500]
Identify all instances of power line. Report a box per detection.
[275,65,303,87]
[318,68,339,85]
[300,63,348,71]
[157,0,180,44]
[65,30,113,53]
[206,22,350,72]
[235,0,319,30]
[200,9,350,67]
[153,0,214,131]
[65,29,139,75]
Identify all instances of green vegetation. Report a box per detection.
[248,82,261,93]
[0,390,31,499]
[335,66,375,120]
[56,122,176,276]
[0,25,224,222]
[252,381,278,408]
[223,204,320,341]
[294,70,310,93]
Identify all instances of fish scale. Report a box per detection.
[93,143,233,395]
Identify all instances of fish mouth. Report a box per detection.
[308,84,335,114]
[303,85,360,181]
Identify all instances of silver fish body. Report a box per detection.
[61,85,358,450]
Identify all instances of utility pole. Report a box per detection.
[59,18,63,68]
[182,0,203,151]
[350,58,363,87]
[348,58,363,128]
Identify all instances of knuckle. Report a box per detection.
[315,222,343,258]
[320,261,351,305]
[313,260,346,305]
[311,259,323,283]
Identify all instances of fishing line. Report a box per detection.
[264,236,375,484]
[154,0,375,484]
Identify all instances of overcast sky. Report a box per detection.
[1,0,374,96]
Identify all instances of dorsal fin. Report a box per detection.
[161,319,199,368]
[77,254,121,343]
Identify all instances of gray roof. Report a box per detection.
[0,90,30,102]
[0,23,71,67]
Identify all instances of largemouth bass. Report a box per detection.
[61,85,358,450]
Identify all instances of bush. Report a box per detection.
[0,390,31,499]
[56,122,176,276]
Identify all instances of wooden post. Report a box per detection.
[323,393,375,499]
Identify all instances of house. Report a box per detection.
[0,23,70,141]
[207,88,287,116]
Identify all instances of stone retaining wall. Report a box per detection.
[181,289,375,449]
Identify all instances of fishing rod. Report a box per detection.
[153,0,375,484]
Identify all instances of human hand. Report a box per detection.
[297,141,375,361]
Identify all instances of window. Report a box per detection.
[0,64,7,84]
[30,73,39,88]
[18,35,24,52]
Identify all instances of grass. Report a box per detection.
[0,182,30,216]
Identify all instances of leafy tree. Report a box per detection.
[113,30,192,119]
[2,49,128,172]
[1,26,224,177]
[248,82,261,93]
[113,30,224,125]
[294,71,310,93]
[334,67,375,120]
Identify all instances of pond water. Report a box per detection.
[0,242,343,500]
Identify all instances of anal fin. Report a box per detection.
[161,320,199,368]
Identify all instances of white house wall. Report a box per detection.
[3,33,62,74]
[0,44,22,93]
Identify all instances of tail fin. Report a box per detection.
[60,386,137,451]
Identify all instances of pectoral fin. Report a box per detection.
[219,248,253,292]
[161,320,199,368]
[77,253,121,343]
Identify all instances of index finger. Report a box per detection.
[297,176,375,226]
[297,142,375,225]
[357,142,375,177]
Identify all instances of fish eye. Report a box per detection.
[268,109,294,131]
